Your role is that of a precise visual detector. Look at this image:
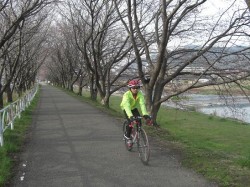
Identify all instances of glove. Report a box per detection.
[129,116,136,127]
[144,115,153,126]
[143,115,151,120]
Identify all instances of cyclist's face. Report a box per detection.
[130,87,139,94]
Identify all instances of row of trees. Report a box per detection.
[46,0,250,123]
[1,1,249,122]
[0,0,59,108]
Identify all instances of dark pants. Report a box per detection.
[123,109,141,138]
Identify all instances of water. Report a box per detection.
[165,94,250,124]
[199,105,250,123]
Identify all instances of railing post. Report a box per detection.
[0,114,3,147]
[18,101,21,118]
[10,105,14,130]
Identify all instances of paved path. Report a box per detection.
[9,85,217,187]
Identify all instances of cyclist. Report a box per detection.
[120,79,151,144]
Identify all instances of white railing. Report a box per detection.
[0,84,38,147]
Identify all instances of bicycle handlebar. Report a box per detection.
[132,115,152,119]
[131,116,153,126]
[133,116,143,119]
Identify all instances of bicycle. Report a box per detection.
[123,116,152,165]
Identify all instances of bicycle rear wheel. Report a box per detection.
[137,128,150,165]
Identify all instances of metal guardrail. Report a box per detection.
[0,84,38,147]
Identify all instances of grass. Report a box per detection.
[0,89,39,187]
[154,108,250,186]
[66,89,250,187]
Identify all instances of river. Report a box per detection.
[164,94,250,124]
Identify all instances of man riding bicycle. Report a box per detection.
[120,79,151,144]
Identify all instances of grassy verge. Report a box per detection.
[65,88,250,187]
[0,89,40,187]
[155,108,250,187]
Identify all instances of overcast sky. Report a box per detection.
[168,0,249,48]
[203,0,247,16]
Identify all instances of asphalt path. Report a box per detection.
[9,85,217,187]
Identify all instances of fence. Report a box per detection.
[0,84,38,147]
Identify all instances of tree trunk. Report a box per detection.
[0,93,3,109]
[90,75,97,100]
[70,83,74,92]
[245,0,250,10]
[101,94,110,108]
[6,84,13,103]
[0,83,3,109]
[98,87,106,105]
[90,87,97,100]
[17,84,24,97]
[78,86,83,96]
[147,81,165,125]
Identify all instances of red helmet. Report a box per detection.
[127,79,141,88]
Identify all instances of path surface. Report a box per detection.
[9,85,217,187]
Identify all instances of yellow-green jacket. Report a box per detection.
[120,90,148,118]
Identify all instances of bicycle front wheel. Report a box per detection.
[123,121,133,151]
[122,121,128,134]
[137,128,150,165]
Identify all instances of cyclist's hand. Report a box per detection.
[129,116,136,127]
[144,115,153,126]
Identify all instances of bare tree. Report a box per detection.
[14,18,51,97]
[0,0,56,49]
[44,20,85,91]
[115,0,250,123]
[59,0,136,106]
[0,0,57,108]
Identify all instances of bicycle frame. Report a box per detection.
[130,119,142,143]
[123,116,150,165]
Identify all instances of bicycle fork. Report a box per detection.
[131,130,138,144]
